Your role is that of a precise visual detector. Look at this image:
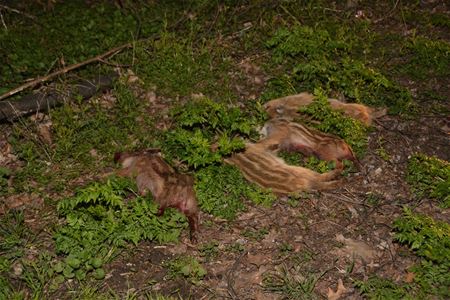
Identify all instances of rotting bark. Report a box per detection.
[0,73,118,122]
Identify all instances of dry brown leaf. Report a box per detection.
[37,123,53,145]
[405,272,415,283]
[251,266,268,285]
[335,234,376,262]
[144,91,157,103]
[89,149,99,158]
[327,279,347,300]
[125,69,142,85]
[1,193,43,215]
[346,204,359,218]
[191,93,205,99]
[247,252,271,267]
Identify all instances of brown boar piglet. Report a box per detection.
[264,92,386,126]
[114,151,200,242]
[260,118,360,169]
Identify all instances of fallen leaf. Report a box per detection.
[346,204,359,218]
[247,252,270,267]
[89,149,99,158]
[252,266,269,285]
[335,234,376,262]
[37,123,53,145]
[327,279,347,300]
[405,272,415,283]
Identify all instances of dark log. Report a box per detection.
[0,73,118,122]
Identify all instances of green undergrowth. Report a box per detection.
[262,251,324,300]
[263,24,412,114]
[278,151,354,175]
[398,36,450,80]
[0,210,29,298]
[401,6,450,30]
[133,31,233,99]
[356,208,450,299]
[9,82,154,194]
[406,153,450,208]
[298,88,369,157]
[195,164,275,220]
[162,97,262,168]
[0,211,60,298]
[53,176,187,283]
[0,1,179,94]
[164,256,207,285]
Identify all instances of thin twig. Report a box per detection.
[226,251,246,300]
[0,10,6,30]
[373,0,400,24]
[0,43,131,101]
[98,58,131,68]
[0,4,37,20]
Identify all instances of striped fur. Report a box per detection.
[224,143,341,195]
[115,151,199,241]
[260,118,357,167]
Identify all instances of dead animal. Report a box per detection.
[114,151,199,242]
[260,118,359,168]
[224,143,342,196]
[263,92,386,125]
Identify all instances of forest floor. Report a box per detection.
[0,1,449,299]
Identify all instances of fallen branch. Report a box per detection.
[0,43,131,101]
[0,73,118,122]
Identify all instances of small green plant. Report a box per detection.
[225,243,245,254]
[163,97,259,168]
[365,192,382,206]
[198,240,219,262]
[0,210,28,260]
[406,153,450,208]
[393,208,450,264]
[298,88,369,156]
[242,228,269,241]
[164,256,207,285]
[0,210,30,298]
[0,167,11,196]
[265,25,412,114]
[357,208,450,299]
[262,264,323,300]
[195,164,275,220]
[135,32,233,99]
[399,36,450,79]
[354,276,412,300]
[53,176,187,283]
[279,243,294,256]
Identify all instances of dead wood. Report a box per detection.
[0,73,118,122]
[0,43,130,101]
